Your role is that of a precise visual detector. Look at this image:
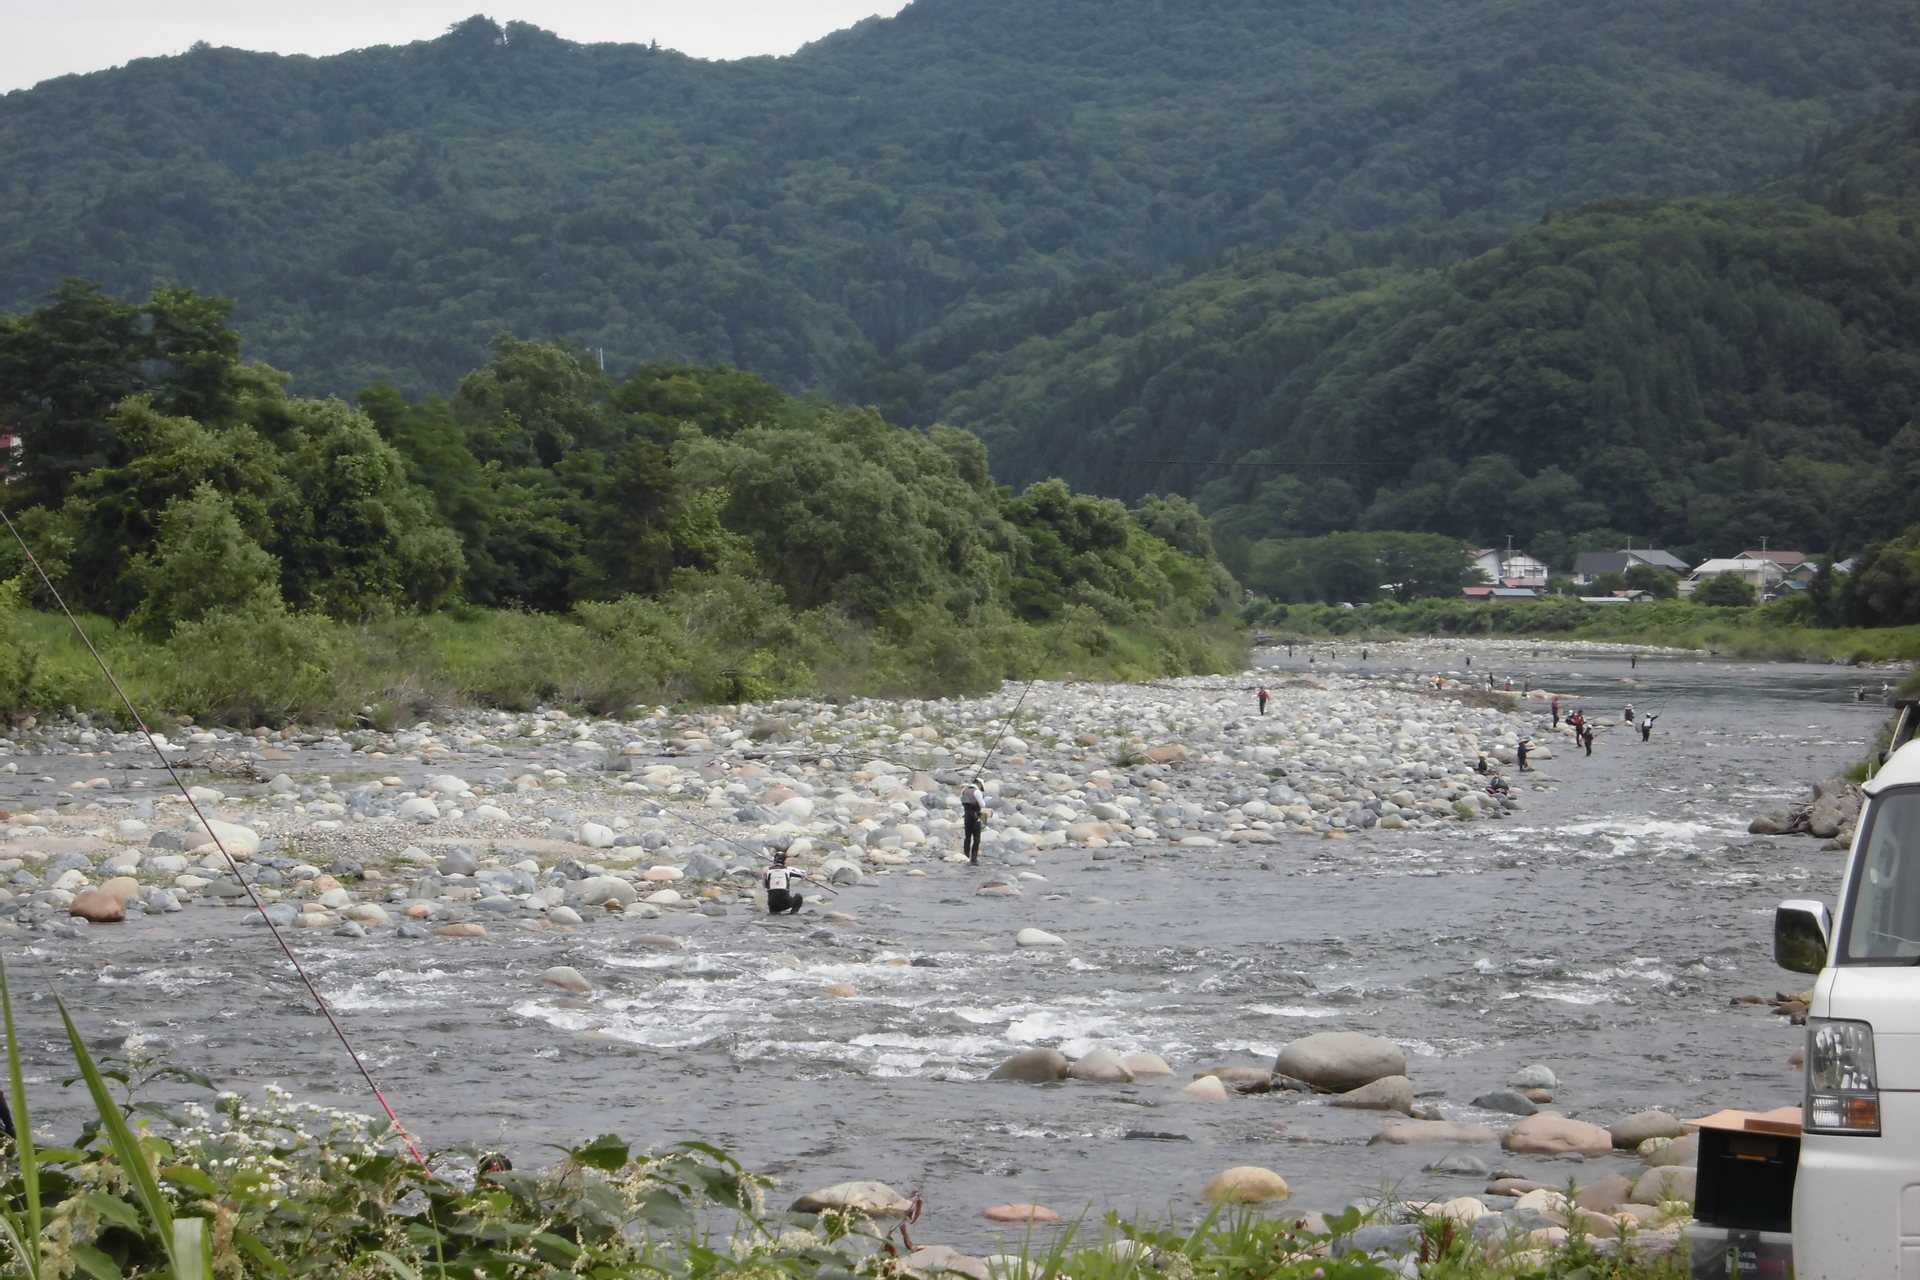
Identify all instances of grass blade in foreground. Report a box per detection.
[55,995,192,1279]
[0,959,42,1280]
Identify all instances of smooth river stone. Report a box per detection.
[1201,1167,1290,1203]
[1501,1113,1614,1157]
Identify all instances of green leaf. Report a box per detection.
[529,1231,584,1265]
[81,1193,143,1232]
[366,1250,423,1280]
[0,959,43,1280]
[66,1243,123,1280]
[173,1217,211,1280]
[160,1164,217,1196]
[633,1186,694,1230]
[570,1134,630,1171]
[54,996,187,1279]
[234,1229,288,1277]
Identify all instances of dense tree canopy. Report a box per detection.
[0,285,1235,648]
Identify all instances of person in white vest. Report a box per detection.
[960,777,989,865]
[763,852,807,915]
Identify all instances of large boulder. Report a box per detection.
[789,1181,915,1218]
[180,817,260,860]
[1274,1031,1405,1092]
[69,889,125,923]
[1502,1112,1614,1157]
[902,1247,990,1280]
[985,1048,1070,1083]
[572,876,637,906]
[1808,779,1862,840]
[1631,1165,1697,1205]
[1122,1052,1174,1079]
[1643,1132,1699,1168]
[1329,1075,1414,1114]
[1201,1167,1290,1203]
[1610,1110,1690,1149]
[1067,1049,1134,1083]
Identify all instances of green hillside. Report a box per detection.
[0,0,1914,397]
[895,194,1920,569]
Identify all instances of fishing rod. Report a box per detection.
[0,503,430,1167]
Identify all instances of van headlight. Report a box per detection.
[1806,1018,1882,1135]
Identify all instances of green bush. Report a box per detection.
[151,591,344,725]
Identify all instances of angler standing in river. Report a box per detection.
[960,777,990,865]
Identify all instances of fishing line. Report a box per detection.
[0,504,429,1167]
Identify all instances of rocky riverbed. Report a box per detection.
[0,638,1893,1264]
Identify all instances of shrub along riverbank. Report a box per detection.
[0,572,1247,728]
[1251,597,1920,667]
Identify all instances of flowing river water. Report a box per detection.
[2,647,1893,1248]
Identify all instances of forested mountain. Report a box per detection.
[0,0,1915,397]
[896,195,1920,571]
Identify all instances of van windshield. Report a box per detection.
[1842,786,1920,962]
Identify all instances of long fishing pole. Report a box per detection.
[0,505,429,1166]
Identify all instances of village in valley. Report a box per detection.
[1462,545,1836,605]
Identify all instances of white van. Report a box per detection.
[1775,736,1920,1279]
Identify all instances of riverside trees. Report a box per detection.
[0,283,1241,714]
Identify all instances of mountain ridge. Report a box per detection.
[1,1,1914,396]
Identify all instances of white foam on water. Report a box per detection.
[328,967,467,1012]
[1504,981,1615,1006]
[1005,1008,1117,1043]
[1245,1003,1341,1019]
[517,997,768,1049]
[1208,1037,1282,1058]
[849,1031,1004,1059]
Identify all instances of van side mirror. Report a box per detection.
[1775,899,1833,974]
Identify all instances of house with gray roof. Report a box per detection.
[1569,548,1689,585]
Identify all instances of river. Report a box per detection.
[2,645,1891,1249]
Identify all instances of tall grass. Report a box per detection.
[0,573,1250,728]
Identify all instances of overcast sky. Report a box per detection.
[0,1,913,94]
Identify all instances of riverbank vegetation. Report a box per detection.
[0,971,1689,1280]
[0,287,1242,724]
[1250,595,1920,666]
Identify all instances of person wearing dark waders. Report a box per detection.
[1580,723,1594,756]
[1256,686,1271,715]
[763,852,806,915]
[960,778,989,865]
[1639,712,1659,742]
[1551,695,1562,728]
[1515,738,1533,772]
[1623,703,1636,725]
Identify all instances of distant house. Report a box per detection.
[1569,548,1690,585]
[1463,584,1539,601]
[1469,547,1549,588]
[1736,549,1808,567]
[1784,558,1852,585]
[1681,556,1783,597]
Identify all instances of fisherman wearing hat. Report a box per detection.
[1515,738,1533,772]
[959,777,989,865]
[763,851,807,915]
